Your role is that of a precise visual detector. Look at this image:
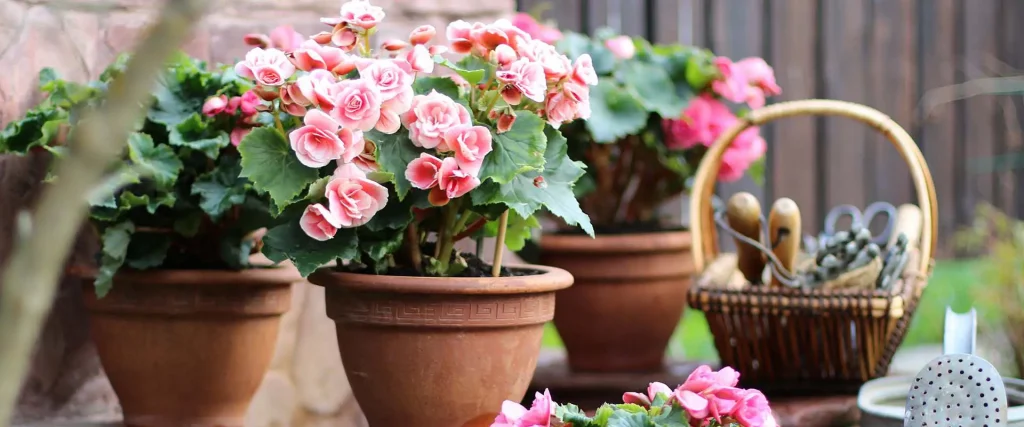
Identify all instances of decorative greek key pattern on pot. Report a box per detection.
[85,284,291,316]
[326,292,556,327]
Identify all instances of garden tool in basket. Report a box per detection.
[904,307,1007,426]
[803,202,898,253]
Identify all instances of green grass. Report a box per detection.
[540,259,983,360]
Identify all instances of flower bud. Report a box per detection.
[253,86,280,102]
[312,31,334,45]
[202,95,228,117]
[429,45,449,56]
[491,44,517,66]
[332,58,358,75]
[243,33,270,49]
[382,39,409,51]
[497,113,516,134]
[408,25,436,45]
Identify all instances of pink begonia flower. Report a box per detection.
[444,125,493,176]
[661,94,735,150]
[238,90,262,116]
[517,39,571,82]
[429,45,449,56]
[409,25,436,45]
[405,44,434,73]
[293,70,339,111]
[235,47,295,87]
[268,25,304,52]
[325,163,388,227]
[604,35,636,60]
[571,54,598,86]
[359,59,415,133]
[490,389,554,427]
[437,158,480,202]
[470,19,520,52]
[675,365,744,424]
[719,127,766,183]
[736,57,782,96]
[279,90,308,116]
[732,389,777,427]
[340,0,385,30]
[622,381,674,408]
[510,13,561,44]
[289,109,363,168]
[544,90,584,126]
[202,95,228,117]
[492,44,518,66]
[405,153,443,190]
[329,78,383,132]
[446,20,476,54]
[293,40,347,72]
[712,56,781,109]
[299,203,341,241]
[400,90,472,150]
[353,140,379,172]
[496,57,546,103]
[332,27,359,52]
[312,31,333,45]
[230,127,251,147]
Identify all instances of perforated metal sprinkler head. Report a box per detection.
[904,307,1008,426]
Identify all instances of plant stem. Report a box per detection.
[407,221,422,273]
[436,200,462,272]
[273,111,285,134]
[492,210,509,277]
[453,217,487,241]
[0,0,209,422]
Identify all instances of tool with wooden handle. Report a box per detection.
[726,192,765,284]
[768,198,801,288]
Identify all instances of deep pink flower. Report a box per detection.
[230,127,251,147]
[329,78,383,132]
[446,20,476,54]
[496,57,546,103]
[676,365,746,424]
[235,47,295,86]
[732,389,776,427]
[405,153,443,190]
[268,25,304,52]
[293,40,347,72]
[202,95,228,117]
[325,163,388,227]
[239,90,262,116]
[719,127,766,183]
[443,125,493,176]
[340,0,385,30]
[662,94,736,150]
[400,90,472,150]
[409,25,436,45]
[605,35,636,60]
[491,389,554,427]
[300,203,341,241]
[711,56,780,109]
[510,12,561,44]
[622,381,674,408]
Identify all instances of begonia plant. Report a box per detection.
[491,365,777,427]
[234,0,595,277]
[513,16,780,231]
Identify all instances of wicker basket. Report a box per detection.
[687,99,938,395]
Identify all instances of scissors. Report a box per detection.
[804,202,897,252]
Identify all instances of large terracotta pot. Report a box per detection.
[540,231,694,372]
[309,265,574,427]
[82,268,295,427]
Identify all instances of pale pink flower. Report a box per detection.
[429,45,449,56]
[732,389,776,427]
[571,54,598,86]
[235,47,296,86]
[230,127,251,147]
[446,20,475,54]
[490,389,554,427]
[268,25,304,52]
[405,153,443,190]
[329,78,383,132]
[736,57,782,96]
[470,20,513,52]
[713,56,779,108]
[496,57,546,103]
[400,90,472,150]
[312,31,334,45]
[300,204,341,241]
[719,127,766,183]
[279,87,308,116]
[340,0,385,29]
[437,157,480,202]
[622,381,674,408]
[518,39,570,82]
[289,110,364,168]
[202,95,228,117]
[492,44,518,66]
[443,125,492,176]
[332,27,359,51]
[405,44,434,73]
[544,90,579,126]
[353,140,379,172]
[604,35,636,60]
[294,69,339,110]
[360,59,415,133]
[409,25,436,45]
[325,163,388,227]
[293,40,347,72]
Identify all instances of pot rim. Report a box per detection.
[540,230,692,253]
[857,375,1024,420]
[71,264,300,287]
[309,263,573,295]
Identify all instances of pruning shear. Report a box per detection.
[804,202,898,252]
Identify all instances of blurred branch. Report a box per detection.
[0,0,210,424]
[919,76,1024,118]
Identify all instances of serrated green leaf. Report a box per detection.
[365,128,425,200]
[434,55,486,85]
[358,227,404,267]
[119,192,176,214]
[555,403,599,427]
[617,61,688,118]
[0,109,66,153]
[455,55,495,84]
[169,113,231,159]
[479,111,547,184]
[148,68,204,126]
[261,219,359,277]
[649,404,688,427]
[594,404,616,425]
[607,409,650,427]
[192,161,248,220]
[473,125,593,236]
[127,132,183,189]
[238,127,319,210]
[304,176,332,201]
[484,211,539,251]
[125,234,171,269]
[412,76,462,100]
[95,221,135,297]
[586,80,648,143]
[363,185,414,232]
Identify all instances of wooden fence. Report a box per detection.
[517,0,1024,255]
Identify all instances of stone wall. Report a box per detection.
[0,0,514,425]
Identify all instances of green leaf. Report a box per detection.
[593,404,616,425]
[192,161,248,220]
[479,111,547,185]
[95,221,135,297]
[125,234,171,269]
[484,211,539,251]
[304,176,332,202]
[747,157,766,187]
[261,218,359,277]
[358,227,404,267]
[363,185,414,232]
[586,80,649,143]
[147,66,205,127]
[412,77,462,100]
[473,125,594,236]
[365,128,425,200]
[173,211,204,237]
[607,410,650,427]
[649,404,688,427]
[0,109,66,153]
[617,61,688,117]
[169,113,231,159]
[238,127,319,210]
[127,132,183,190]
[434,55,486,85]
[38,68,58,86]
[555,404,599,427]
[119,191,177,214]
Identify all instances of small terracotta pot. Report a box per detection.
[540,231,694,372]
[82,268,296,427]
[309,265,573,427]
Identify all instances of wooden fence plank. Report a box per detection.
[586,0,611,33]
[651,0,682,44]
[996,0,1022,218]
[616,0,647,37]
[768,0,819,236]
[821,0,869,216]
[918,0,957,254]
[960,0,997,225]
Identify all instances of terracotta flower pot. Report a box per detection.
[82,268,296,427]
[308,265,574,427]
[540,231,694,372]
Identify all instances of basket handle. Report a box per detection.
[689,99,937,276]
